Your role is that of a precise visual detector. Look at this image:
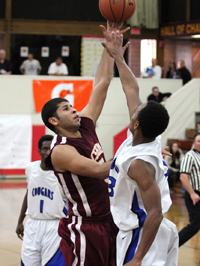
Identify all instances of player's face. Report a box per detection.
[193,135,200,152]
[39,140,51,162]
[129,103,146,134]
[55,101,80,131]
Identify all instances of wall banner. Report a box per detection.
[33,80,93,113]
[0,114,32,169]
[160,20,200,38]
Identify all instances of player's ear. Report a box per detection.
[134,120,139,129]
[48,117,59,126]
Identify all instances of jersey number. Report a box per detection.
[108,158,118,197]
[40,200,44,213]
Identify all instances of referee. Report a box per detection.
[179,133,200,247]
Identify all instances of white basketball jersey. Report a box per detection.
[109,133,171,231]
[26,161,67,219]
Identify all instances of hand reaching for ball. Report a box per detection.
[100,21,130,42]
[101,27,130,59]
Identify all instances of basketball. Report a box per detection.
[99,0,136,23]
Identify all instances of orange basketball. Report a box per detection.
[99,0,136,23]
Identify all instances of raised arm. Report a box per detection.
[102,29,142,120]
[80,22,130,124]
[51,144,112,180]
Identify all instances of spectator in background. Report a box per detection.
[142,58,162,79]
[48,57,68,76]
[147,86,171,103]
[0,49,12,75]
[165,142,184,192]
[176,59,191,85]
[20,53,42,75]
[166,60,177,79]
[196,122,200,133]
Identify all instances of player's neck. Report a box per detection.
[57,128,82,138]
[40,161,49,171]
[132,134,154,146]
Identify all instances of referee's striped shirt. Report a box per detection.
[180,149,200,191]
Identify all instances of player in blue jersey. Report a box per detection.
[16,135,67,266]
[102,28,179,266]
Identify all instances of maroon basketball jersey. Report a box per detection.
[46,117,110,217]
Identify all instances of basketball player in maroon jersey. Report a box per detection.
[41,22,130,266]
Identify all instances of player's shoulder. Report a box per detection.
[79,116,96,134]
[26,160,40,170]
[79,116,94,126]
[129,158,155,180]
[25,160,41,179]
[130,158,153,170]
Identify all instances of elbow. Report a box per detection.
[149,208,163,225]
[96,78,111,89]
[155,209,163,225]
[94,168,107,180]
[180,174,186,183]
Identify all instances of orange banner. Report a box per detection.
[33,80,93,113]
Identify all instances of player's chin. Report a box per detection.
[73,120,81,128]
[74,117,81,124]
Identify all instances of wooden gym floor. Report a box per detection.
[0,180,200,266]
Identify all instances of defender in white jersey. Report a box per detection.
[16,135,67,266]
[102,29,178,266]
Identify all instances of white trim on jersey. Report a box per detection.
[68,216,86,266]
[69,216,78,266]
[72,173,92,216]
[76,217,86,266]
[51,135,57,150]
[58,173,81,216]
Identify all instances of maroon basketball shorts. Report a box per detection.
[58,212,118,266]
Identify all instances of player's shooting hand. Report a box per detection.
[16,223,24,240]
[101,30,130,59]
[100,20,130,43]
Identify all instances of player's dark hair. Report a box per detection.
[41,97,68,132]
[137,101,169,139]
[38,135,54,149]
